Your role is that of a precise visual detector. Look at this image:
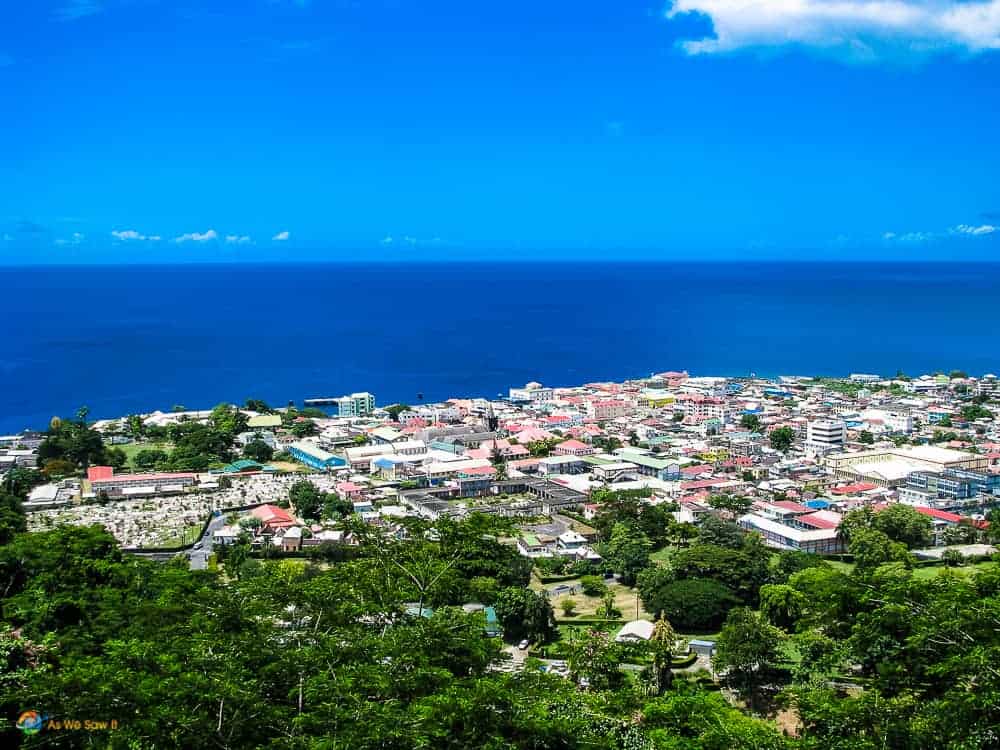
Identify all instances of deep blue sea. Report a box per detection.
[2,262,999,433]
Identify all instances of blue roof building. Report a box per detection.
[287,441,347,472]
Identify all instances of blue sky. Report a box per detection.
[2,0,999,262]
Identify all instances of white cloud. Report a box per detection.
[380,235,394,245]
[56,231,86,246]
[54,1,103,22]
[666,0,1000,59]
[883,230,933,242]
[225,234,252,244]
[111,229,151,241]
[953,223,998,235]
[174,229,219,243]
[272,230,290,241]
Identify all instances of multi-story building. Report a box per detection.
[824,446,990,488]
[900,468,1000,504]
[978,374,999,398]
[509,382,555,402]
[806,419,846,453]
[337,392,376,418]
[738,512,845,554]
[587,399,630,420]
[87,466,198,497]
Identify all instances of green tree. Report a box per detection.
[565,627,624,690]
[493,587,557,644]
[37,407,108,470]
[859,430,875,445]
[2,467,46,498]
[601,522,652,586]
[848,527,913,571]
[243,439,274,463]
[244,398,273,413]
[740,413,761,432]
[290,419,319,438]
[384,403,410,421]
[769,426,795,452]
[0,491,26,545]
[841,504,932,549]
[758,583,806,630]
[134,448,169,469]
[289,480,324,521]
[707,493,753,517]
[648,614,678,695]
[209,402,248,438]
[713,607,785,711]
[670,542,771,605]
[105,446,128,470]
[696,515,746,549]
[637,569,739,631]
[579,574,608,598]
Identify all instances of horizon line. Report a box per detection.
[4,257,1000,268]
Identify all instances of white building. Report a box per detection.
[509,382,555,402]
[978,374,999,398]
[862,409,913,434]
[806,419,846,454]
[337,392,376,418]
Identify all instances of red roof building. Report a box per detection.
[251,504,298,531]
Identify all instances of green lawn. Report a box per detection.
[826,558,996,579]
[115,441,174,470]
[649,547,673,565]
[155,524,202,548]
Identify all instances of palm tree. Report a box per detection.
[649,614,678,695]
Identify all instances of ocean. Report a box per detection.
[1,261,998,433]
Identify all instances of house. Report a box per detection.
[516,532,556,558]
[554,439,596,457]
[336,481,365,499]
[213,525,241,546]
[689,639,716,657]
[615,620,655,643]
[247,414,282,430]
[280,526,303,551]
[556,530,587,553]
[251,504,298,533]
[371,426,406,445]
[236,430,278,449]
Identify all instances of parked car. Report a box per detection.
[518,639,530,650]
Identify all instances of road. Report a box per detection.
[187,513,228,570]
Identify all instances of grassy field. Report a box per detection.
[535,577,651,620]
[116,441,174,470]
[154,524,202,548]
[827,559,996,578]
[269,460,312,474]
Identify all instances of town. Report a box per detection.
[6,370,1000,623]
[4,369,1000,745]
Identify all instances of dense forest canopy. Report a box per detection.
[1,476,999,748]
